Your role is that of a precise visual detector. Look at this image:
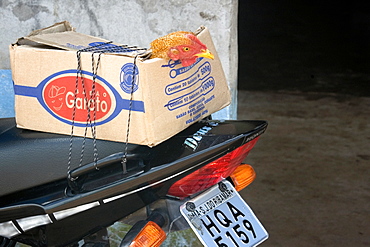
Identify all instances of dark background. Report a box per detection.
[238,0,370,96]
[236,3,370,246]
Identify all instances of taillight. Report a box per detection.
[167,137,260,198]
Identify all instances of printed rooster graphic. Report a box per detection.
[150,31,214,67]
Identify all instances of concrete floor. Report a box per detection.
[237,90,370,246]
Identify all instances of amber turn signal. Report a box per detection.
[129,221,166,247]
[229,164,256,191]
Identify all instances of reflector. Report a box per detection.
[130,221,166,247]
[168,137,259,198]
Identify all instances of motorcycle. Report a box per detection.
[0,117,268,247]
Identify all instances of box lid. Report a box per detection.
[15,21,149,57]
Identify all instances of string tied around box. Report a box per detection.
[67,41,147,184]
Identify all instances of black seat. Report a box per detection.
[0,118,126,196]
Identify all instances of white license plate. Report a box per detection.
[180,180,268,247]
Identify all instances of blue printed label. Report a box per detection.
[165,61,211,95]
[14,70,144,127]
[163,60,217,124]
[120,63,139,94]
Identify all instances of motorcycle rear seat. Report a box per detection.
[0,118,129,196]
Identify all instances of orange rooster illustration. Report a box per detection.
[150,31,214,67]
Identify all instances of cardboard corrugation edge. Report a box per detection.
[9,44,25,130]
[136,59,158,147]
[8,44,27,128]
[8,45,16,120]
[126,58,151,147]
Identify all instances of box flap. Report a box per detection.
[15,21,149,57]
[16,21,73,48]
[19,20,111,51]
[23,31,112,51]
[27,21,75,36]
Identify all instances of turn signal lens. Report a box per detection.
[168,137,260,198]
[130,221,166,247]
[230,164,256,191]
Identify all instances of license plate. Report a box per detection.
[180,180,268,247]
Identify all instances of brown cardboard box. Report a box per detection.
[9,21,230,146]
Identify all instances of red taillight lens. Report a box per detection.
[167,137,260,198]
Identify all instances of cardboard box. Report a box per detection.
[10,21,230,146]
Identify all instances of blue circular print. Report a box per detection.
[120,63,139,94]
